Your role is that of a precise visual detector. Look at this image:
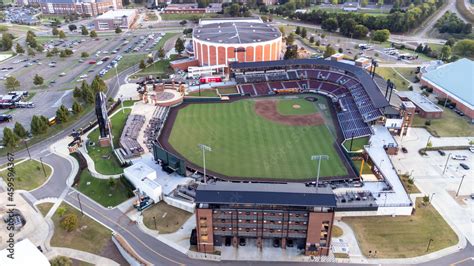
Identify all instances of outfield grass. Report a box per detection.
[51,203,112,255]
[168,97,347,179]
[412,106,474,137]
[0,159,52,191]
[87,108,131,175]
[276,98,318,115]
[342,136,369,152]
[344,198,458,258]
[75,169,132,207]
[142,202,192,234]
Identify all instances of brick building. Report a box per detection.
[194,182,336,256]
[34,0,122,16]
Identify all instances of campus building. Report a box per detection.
[195,182,336,256]
[192,19,282,67]
[33,0,122,16]
[419,58,474,122]
[93,9,137,31]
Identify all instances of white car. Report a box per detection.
[452,155,468,160]
[96,61,104,65]
[469,147,474,153]
[59,72,66,76]
[79,74,88,79]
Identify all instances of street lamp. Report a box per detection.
[456,175,466,197]
[425,136,432,149]
[430,192,436,203]
[442,153,452,175]
[311,155,329,190]
[198,144,212,183]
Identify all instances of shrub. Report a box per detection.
[425,120,431,126]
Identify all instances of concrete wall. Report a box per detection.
[163,196,195,213]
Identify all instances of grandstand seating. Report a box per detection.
[239,84,256,96]
[254,83,271,95]
[144,106,169,151]
[287,70,299,80]
[120,115,146,158]
[268,82,284,90]
[282,81,299,89]
[266,71,288,81]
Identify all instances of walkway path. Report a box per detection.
[46,247,119,266]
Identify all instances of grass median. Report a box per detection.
[0,159,52,191]
[142,202,192,234]
[412,106,474,137]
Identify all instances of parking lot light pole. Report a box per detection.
[456,175,466,197]
[39,157,47,177]
[24,140,31,160]
[198,144,212,183]
[442,153,452,175]
[311,155,329,190]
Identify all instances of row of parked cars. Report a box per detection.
[98,55,123,78]
[124,33,165,54]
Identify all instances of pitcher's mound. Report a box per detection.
[292,104,301,109]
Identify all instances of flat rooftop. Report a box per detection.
[397,91,443,113]
[196,182,336,207]
[422,58,474,108]
[193,22,281,44]
[96,9,136,19]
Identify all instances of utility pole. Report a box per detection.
[198,144,212,183]
[311,155,329,190]
[442,153,452,175]
[24,140,31,160]
[39,157,47,177]
[456,175,466,197]
[77,193,84,216]
[426,238,433,252]
[153,216,157,229]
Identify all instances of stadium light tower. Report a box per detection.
[311,155,329,190]
[198,144,212,183]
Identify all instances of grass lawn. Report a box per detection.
[276,98,318,115]
[217,87,238,95]
[412,106,474,137]
[36,202,54,217]
[0,159,52,191]
[136,59,171,76]
[393,67,418,83]
[103,53,147,80]
[187,89,219,97]
[142,202,192,234]
[344,198,458,258]
[342,136,369,152]
[332,225,343,238]
[86,108,131,175]
[51,203,112,255]
[400,174,420,194]
[168,97,347,180]
[155,32,179,50]
[75,169,132,207]
[375,67,411,91]
[160,13,222,21]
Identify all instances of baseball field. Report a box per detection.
[167,95,348,180]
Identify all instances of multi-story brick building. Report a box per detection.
[195,182,336,256]
[34,0,122,16]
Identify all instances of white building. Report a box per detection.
[124,162,162,202]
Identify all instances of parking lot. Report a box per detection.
[0,31,167,136]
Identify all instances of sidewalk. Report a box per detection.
[46,247,119,266]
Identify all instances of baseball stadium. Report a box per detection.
[156,59,389,182]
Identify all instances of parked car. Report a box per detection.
[401,147,408,153]
[452,155,467,160]
[459,163,470,170]
[0,114,12,122]
[438,150,446,156]
[469,147,474,153]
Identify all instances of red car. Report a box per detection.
[88,60,96,64]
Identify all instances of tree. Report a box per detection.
[50,256,72,266]
[309,36,315,43]
[147,56,154,64]
[35,45,44,53]
[439,45,451,61]
[26,30,37,48]
[33,74,44,86]
[372,29,390,43]
[91,76,107,93]
[27,48,36,57]
[2,33,13,51]
[52,27,59,36]
[174,38,185,55]
[445,38,456,47]
[295,26,301,35]
[322,18,338,32]
[361,0,368,7]
[90,30,97,38]
[415,43,424,53]
[3,127,19,149]
[68,24,77,32]
[30,115,49,135]
[56,105,70,123]
[81,52,89,58]
[115,27,122,34]
[453,39,474,57]
[324,45,336,58]
[338,47,343,53]
[73,87,82,98]
[279,26,286,37]
[60,213,78,232]
[353,25,369,39]
[58,30,66,39]
[316,40,321,46]
[286,33,295,45]
[108,177,116,187]
[15,43,24,54]
[83,86,94,104]
[340,18,357,37]
[81,25,89,36]
[5,76,20,91]
[158,47,165,59]
[301,27,307,39]
[284,45,298,60]
[139,59,146,69]
[72,101,83,114]
[13,122,27,139]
